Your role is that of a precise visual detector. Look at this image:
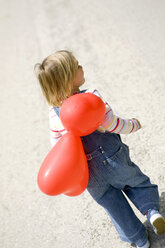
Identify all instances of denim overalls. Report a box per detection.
[54,92,159,246]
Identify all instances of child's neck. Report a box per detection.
[73,87,80,94]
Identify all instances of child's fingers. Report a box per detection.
[133,118,142,129]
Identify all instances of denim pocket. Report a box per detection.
[103,144,132,168]
[107,146,123,161]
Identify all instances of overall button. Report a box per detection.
[100,146,105,154]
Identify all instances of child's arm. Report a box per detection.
[88,89,141,134]
[100,107,141,134]
[50,132,62,147]
[49,107,65,147]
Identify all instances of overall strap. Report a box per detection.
[78,89,86,93]
[53,90,87,117]
[53,106,60,117]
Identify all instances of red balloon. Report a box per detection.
[38,132,89,196]
[37,92,106,197]
[60,93,105,136]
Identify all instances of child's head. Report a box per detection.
[34,50,82,106]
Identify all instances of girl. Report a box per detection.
[34,50,165,248]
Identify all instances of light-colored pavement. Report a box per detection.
[0,0,165,247]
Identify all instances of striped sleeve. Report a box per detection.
[49,106,67,146]
[87,89,140,134]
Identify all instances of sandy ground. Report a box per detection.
[1,0,165,247]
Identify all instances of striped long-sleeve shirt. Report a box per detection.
[49,89,140,146]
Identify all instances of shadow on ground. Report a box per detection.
[144,192,165,247]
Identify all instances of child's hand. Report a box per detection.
[133,118,142,129]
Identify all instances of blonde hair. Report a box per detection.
[34,50,78,106]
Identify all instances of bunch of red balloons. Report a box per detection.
[37,93,105,196]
